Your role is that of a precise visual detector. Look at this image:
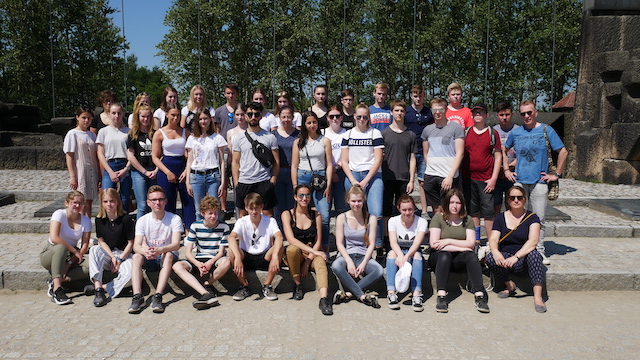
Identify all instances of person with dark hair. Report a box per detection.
[272,105,299,229]
[323,105,348,215]
[90,89,117,134]
[493,102,519,213]
[428,188,489,313]
[127,104,158,220]
[486,185,547,312]
[282,184,332,315]
[231,102,280,218]
[252,89,277,132]
[339,89,355,129]
[154,86,178,129]
[64,107,99,217]
[310,85,329,129]
[291,111,333,251]
[185,108,227,221]
[214,83,240,139]
[274,90,302,129]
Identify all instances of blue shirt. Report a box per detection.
[405,105,433,152]
[369,105,391,131]
[505,124,564,185]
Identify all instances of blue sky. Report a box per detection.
[108,0,173,69]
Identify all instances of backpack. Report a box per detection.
[465,126,496,155]
[244,131,275,168]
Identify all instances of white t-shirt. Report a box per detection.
[232,215,281,255]
[387,215,428,249]
[185,133,228,171]
[182,106,215,130]
[274,112,303,128]
[323,127,346,167]
[135,211,184,248]
[154,108,166,125]
[340,127,384,172]
[48,209,92,247]
[96,126,130,160]
[63,129,96,153]
[259,112,277,131]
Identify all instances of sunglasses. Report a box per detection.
[297,193,311,199]
[328,114,341,119]
[148,197,166,202]
[228,112,234,123]
[508,195,525,201]
[432,108,446,113]
[355,115,369,120]
[247,112,261,118]
[520,110,534,117]
[251,231,259,247]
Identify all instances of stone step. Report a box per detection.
[589,199,640,221]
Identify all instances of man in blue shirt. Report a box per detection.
[369,82,392,131]
[503,100,568,265]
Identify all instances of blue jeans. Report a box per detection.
[131,169,157,220]
[157,156,195,230]
[274,168,294,231]
[331,253,384,298]
[297,169,330,248]
[415,153,426,182]
[102,158,132,212]
[386,250,423,292]
[331,168,348,216]
[189,168,221,221]
[345,171,383,247]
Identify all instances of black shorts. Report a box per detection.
[181,256,224,278]
[423,175,462,210]
[242,252,270,271]
[235,180,278,210]
[382,179,408,217]
[462,178,495,218]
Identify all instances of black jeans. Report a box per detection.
[428,250,484,293]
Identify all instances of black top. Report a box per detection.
[91,113,108,132]
[492,211,540,255]
[290,209,317,245]
[341,114,355,130]
[95,214,135,251]
[127,132,155,171]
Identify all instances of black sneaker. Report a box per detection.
[475,295,490,313]
[319,297,333,316]
[232,286,251,301]
[292,284,304,300]
[362,295,381,309]
[262,285,278,301]
[375,248,385,265]
[151,293,165,313]
[93,288,107,307]
[128,293,144,314]
[83,284,96,296]
[332,290,346,305]
[387,293,400,309]
[436,295,448,313]
[412,295,424,312]
[46,278,53,300]
[52,287,72,305]
[192,292,219,309]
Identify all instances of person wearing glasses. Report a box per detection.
[128,185,184,314]
[282,184,332,315]
[323,105,348,215]
[252,89,277,132]
[486,185,547,312]
[421,97,465,215]
[503,100,568,265]
[341,104,385,262]
[339,89,356,130]
[231,102,280,218]
[227,193,284,301]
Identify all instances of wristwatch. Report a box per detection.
[554,173,562,178]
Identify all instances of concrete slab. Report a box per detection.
[547,205,572,221]
[590,198,640,221]
[553,224,634,237]
[0,192,15,207]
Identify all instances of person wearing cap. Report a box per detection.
[503,100,568,266]
[461,103,502,243]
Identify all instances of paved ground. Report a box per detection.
[0,289,639,359]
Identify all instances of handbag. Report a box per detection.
[543,125,559,201]
[304,145,327,191]
[245,131,275,169]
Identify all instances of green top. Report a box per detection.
[429,213,474,240]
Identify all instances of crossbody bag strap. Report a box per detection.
[543,125,556,172]
[498,212,535,243]
[304,145,314,171]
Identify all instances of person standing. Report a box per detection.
[503,100,568,265]
[445,83,473,129]
[493,102,520,213]
[369,82,392,132]
[127,104,158,220]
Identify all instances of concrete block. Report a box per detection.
[546,271,636,291]
[545,223,556,237]
[602,159,640,184]
[623,16,640,51]
[589,17,623,52]
[2,269,49,290]
[610,123,640,159]
[632,224,640,237]
[553,224,633,238]
[0,221,50,234]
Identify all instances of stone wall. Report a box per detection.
[572,2,640,184]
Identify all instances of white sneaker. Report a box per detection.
[541,253,551,265]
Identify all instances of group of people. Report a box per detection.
[42,81,568,314]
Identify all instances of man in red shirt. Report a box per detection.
[461,103,502,242]
[446,83,473,128]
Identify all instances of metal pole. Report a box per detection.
[272,0,277,108]
[49,0,55,118]
[411,0,416,85]
[198,0,201,84]
[121,0,127,110]
[551,0,556,106]
[484,0,490,103]
[343,0,347,89]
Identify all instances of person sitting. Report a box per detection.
[486,185,547,313]
[40,191,91,305]
[428,188,489,313]
[88,188,134,307]
[282,184,332,315]
[385,194,428,312]
[227,193,284,301]
[172,196,231,309]
[331,185,383,309]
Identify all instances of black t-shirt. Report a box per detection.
[492,211,540,255]
[91,113,108,132]
[341,114,355,130]
[95,214,135,251]
[127,132,154,171]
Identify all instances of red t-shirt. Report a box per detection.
[461,127,501,181]
[446,106,473,128]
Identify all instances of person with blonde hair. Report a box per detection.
[88,188,135,307]
[127,92,151,127]
[127,104,158,219]
[181,85,214,131]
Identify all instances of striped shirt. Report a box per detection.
[185,221,230,258]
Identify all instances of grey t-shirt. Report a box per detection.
[233,129,278,184]
[381,127,417,181]
[214,104,237,140]
[493,124,520,166]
